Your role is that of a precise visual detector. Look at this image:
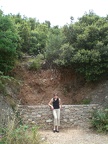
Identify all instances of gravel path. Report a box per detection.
[39,128,108,144]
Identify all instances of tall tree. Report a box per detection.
[0,12,19,74]
[45,27,64,66]
[58,12,108,81]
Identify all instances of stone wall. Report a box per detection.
[0,95,13,128]
[18,104,99,129]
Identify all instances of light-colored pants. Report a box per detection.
[53,109,60,126]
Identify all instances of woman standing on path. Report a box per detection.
[48,93,62,133]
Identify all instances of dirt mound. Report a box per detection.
[13,62,108,106]
[15,65,86,105]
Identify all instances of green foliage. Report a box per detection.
[0,106,41,144]
[13,15,48,55]
[29,54,44,71]
[0,13,19,74]
[45,28,64,66]
[29,24,48,55]
[17,20,31,53]
[1,124,41,144]
[0,9,108,81]
[58,12,108,81]
[80,98,91,104]
[54,43,75,66]
[32,24,48,54]
[91,108,108,132]
[29,30,39,55]
[71,49,103,81]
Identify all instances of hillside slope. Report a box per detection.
[13,62,108,107]
[17,67,84,105]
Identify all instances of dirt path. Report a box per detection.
[39,128,108,144]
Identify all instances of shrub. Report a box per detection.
[29,60,41,71]
[29,54,44,71]
[0,109,42,144]
[91,108,108,133]
[1,125,41,144]
[81,98,91,104]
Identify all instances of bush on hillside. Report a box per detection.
[91,108,108,133]
[29,54,44,71]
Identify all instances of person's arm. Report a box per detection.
[48,98,54,110]
[59,98,62,109]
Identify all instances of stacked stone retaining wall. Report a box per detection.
[0,95,13,128]
[18,104,99,129]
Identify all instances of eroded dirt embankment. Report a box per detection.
[11,62,108,106]
[16,66,87,105]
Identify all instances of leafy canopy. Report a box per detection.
[0,12,19,74]
[56,12,108,81]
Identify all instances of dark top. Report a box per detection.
[53,98,60,109]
